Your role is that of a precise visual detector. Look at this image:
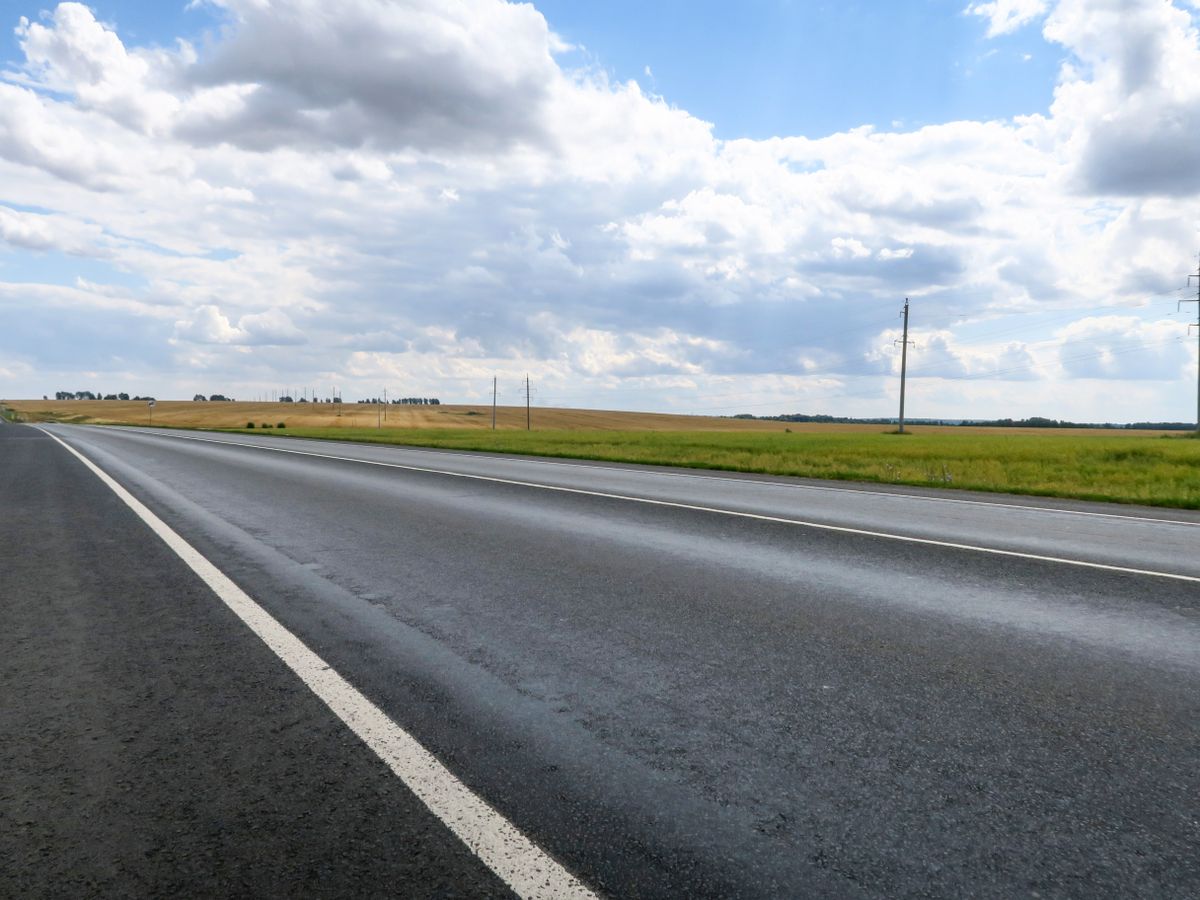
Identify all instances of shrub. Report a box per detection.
[262,423,272,428]
[246,422,255,428]
[276,422,287,429]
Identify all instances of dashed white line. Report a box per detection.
[39,427,597,900]
[60,425,1200,584]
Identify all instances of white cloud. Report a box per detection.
[1045,0,1200,195]
[966,0,1049,37]
[1053,315,1191,380]
[14,3,185,134]
[0,205,104,254]
[831,237,872,260]
[177,0,561,152]
[173,304,306,346]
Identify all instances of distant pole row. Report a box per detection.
[479,375,530,430]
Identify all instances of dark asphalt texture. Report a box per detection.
[0,424,512,898]
[5,422,1200,898]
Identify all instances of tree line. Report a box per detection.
[53,391,152,401]
[962,416,1195,430]
[731,412,1195,430]
[54,391,238,401]
[50,392,443,405]
[356,397,441,405]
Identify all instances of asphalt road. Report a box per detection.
[4,423,1199,897]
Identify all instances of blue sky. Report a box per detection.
[539,0,1061,139]
[0,0,1198,421]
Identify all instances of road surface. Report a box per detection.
[3,423,1198,897]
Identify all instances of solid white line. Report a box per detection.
[105,425,1200,528]
[38,427,596,900]
[66,425,1200,584]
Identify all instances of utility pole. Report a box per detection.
[492,376,497,430]
[525,374,531,431]
[383,387,387,422]
[377,392,382,428]
[896,298,913,433]
[1187,256,1200,433]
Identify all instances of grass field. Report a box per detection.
[5,399,1198,508]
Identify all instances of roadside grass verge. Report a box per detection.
[218,426,1200,509]
[8,407,91,424]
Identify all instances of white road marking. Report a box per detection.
[105,424,1200,528]
[62,425,1200,585]
[38,427,597,900]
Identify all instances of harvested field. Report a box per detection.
[3,399,791,432]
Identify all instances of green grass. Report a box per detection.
[216,426,1200,509]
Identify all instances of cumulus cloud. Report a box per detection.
[173,305,306,346]
[868,328,1042,382]
[1045,0,1200,195]
[966,1,1049,37]
[177,0,562,152]
[1054,315,1191,379]
[14,3,185,134]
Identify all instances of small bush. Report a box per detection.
[262,423,272,429]
[276,422,287,429]
[246,422,255,428]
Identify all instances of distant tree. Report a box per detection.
[209,393,230,402]
[279,395,294,403]
[118,392,129,401]
[391,396,439,405]
[103,394,119,400]
[193,394,207,402]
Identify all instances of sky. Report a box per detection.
[0,0,1198,422]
